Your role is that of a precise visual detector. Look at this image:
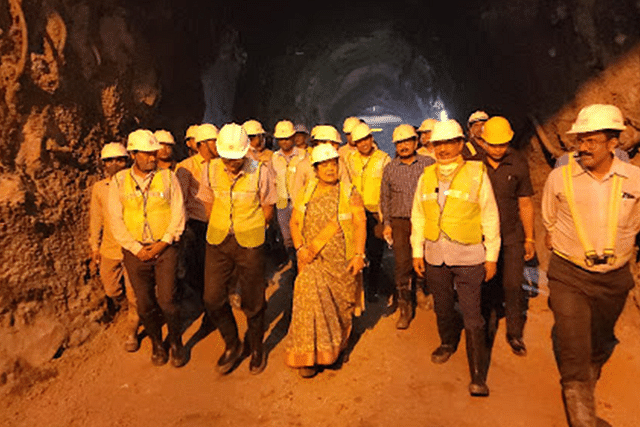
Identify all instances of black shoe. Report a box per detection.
[508,337,527,356]
[170,341,188,368]
[249,348,267,375]
[298,366,317,378]
[151,341,168,366]
[469,382,490,397]
[431,344,456,364]
[216,341,242,375]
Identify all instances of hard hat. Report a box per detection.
[154,130,175,145]
[343,116,361,133]
[127,129,162,152]
[481,116,514,145]
[194,123,219,143]
[216,123,250,159]
[101,142,128,159]
[430,120,465,142]
[468,110,489,124]
[417,119,437,133]
[313,125,342,143]
[351,122,372,143]
[274,120,296,139]
[311,143,339,165]
[294,123,309,134]
[567,104,626,134]
[392,124,418,143]
[242,119,265,136]
[185,124,199,141]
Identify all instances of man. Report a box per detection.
[380,124,435,329]
[411,119,500,397]
[338,116,362,162]
[89,142,140,352]
[271,120,308,263]
[243,119,273,165]
[184,124,199,157]
[108,129,186,367]
[542,104,640,426]
[175,124,218,331]
[203,123,276,375]
[347,122,391,301]
[479,116,535,356]
[465,110,489,159]
[417,119,437,159]
[154,130,177,170]
[293,124,311,153]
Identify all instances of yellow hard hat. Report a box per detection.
[481,116,514,145]
[392,124,418,143]
[351,122,372,143]
[313,125,342,143]
[417,119,437,133]
[185,124,199,141]
[242,119,266,136]
[274,120,296,139]
[343,116,361,133]
[194,124,219,143]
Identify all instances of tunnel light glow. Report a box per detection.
[371,127,383,132]
[439,110,449,121]
[358,114,403,125]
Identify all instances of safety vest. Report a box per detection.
[272,148,307,209]
[558,156,623,267]
[419,161,484,244]
[116,168,173,242]
[347,149,389,212]
[206,158,266,248]
[298,179,356,261]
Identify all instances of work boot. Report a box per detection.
[507,335,527,356]
[167,314,187,368]
[209,305,242,374]
[298,366,317,378]
[466,328,490,397]
[562,381,596,427]
[396,288,413,330]
[247,312,267,375]
[124,318,140,353]
[143,309,168,366]
[431,344,456,364]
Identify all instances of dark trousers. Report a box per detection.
[123,245,179,327]
[180,219,207,297]
[204,235,266,346]
[547,253,633,384]
[427,263,485,345]
[484,243,527,339]
[391,218,415,291]
[364,210,386,295]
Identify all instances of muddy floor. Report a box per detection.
[1,262,639,427]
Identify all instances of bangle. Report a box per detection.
[525,238,535,243]
[296,245,304,251]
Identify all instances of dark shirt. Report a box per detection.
[462,138,485,161]
[483,148,534,245]
[380,154,435,226]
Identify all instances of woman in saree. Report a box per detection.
[286,141,367,378]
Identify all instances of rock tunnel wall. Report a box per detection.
[1,0,639,388]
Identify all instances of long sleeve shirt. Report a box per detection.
[411,166,501,265]
[88,178,123,260]
[175,154,213,223]
[108,168,186,255]
[542,156,640,272]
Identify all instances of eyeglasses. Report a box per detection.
[576,135,610,149]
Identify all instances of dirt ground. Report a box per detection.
[1,259,639,427]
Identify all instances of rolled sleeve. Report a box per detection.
[160,172,186,244]
[259,163,278,206]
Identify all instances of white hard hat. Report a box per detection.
[185,124,199,141]
[392,124,418,143]
[154,130,175,145]
[242,119,265,136]
[127,129,162,152]
[216,123,250,159]
[101,142,128,159]
[311,143,339,165]
[567,104,626,134]
[430,120,465,142]
[294,123,309,134]
[417,119,438,133]
[313,125,342,143]
[194,123,219,143]
[468,110,489,124]
[343,116,361,133]
[351,122,372,143]
[274,120,296,139]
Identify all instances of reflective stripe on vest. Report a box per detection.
[118,169,172,242]
[465,141,477,156]
[206,159,266,248]
[347,149,387,212]
[272,149,307,209]
[560,156,623,266]
[420,161,484,244]
[299,178,356,260]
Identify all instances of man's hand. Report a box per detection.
[545,233,553,250]
[383,225,393,246]
[346,256,366,276]
[413,257,425,278]
[90,251,101,275]
[136,242,169,262]
[485,261,497,281]
[524,240,536,261]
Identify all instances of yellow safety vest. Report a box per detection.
[206,158,266,248]
[116,168,173,242]
[419,161,484,244]
[272,148,307,209]
[298,179,356,261]
[347,149,389,212]
[558,156,623,267]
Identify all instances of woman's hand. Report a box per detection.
[296,246,315,270]
[347,256,366,276]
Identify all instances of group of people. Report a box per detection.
[88,104,640,427]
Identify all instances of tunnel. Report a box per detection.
[1,0,640,424]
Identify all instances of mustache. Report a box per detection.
[577,151,592,157]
